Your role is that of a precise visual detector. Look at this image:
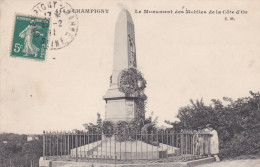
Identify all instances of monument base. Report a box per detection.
[70,137,180,160]
[39,157,215,167]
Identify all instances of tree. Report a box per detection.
[167,91,260,158]
[83,112,103,134]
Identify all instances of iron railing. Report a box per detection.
[42,131,212,163]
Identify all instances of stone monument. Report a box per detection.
[69,9,180,160]
[39,9,214,167]
[103,9,138,122]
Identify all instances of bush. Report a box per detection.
[115,121,130,141]
[102,121,115,138]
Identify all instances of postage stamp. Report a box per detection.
[10,14,50,61]
[32,1,78,50]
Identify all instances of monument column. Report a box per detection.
[103,9,138,122]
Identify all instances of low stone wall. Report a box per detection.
[39,157,215,167]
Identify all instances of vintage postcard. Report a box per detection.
[0,0,259,167]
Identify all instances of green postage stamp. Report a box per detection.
[11,15,50,61]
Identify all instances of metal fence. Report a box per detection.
[42,131,212,163]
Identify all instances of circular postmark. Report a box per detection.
[32,0,78,50]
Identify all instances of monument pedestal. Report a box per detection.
[104,85,137,122]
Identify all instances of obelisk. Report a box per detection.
[103,9,137,122]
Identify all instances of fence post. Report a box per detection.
[60,131,62,156]
[146,132,148,160]
[76,133,78,162]
[181,132,183,156]
[166,131,168,159]
[161,130,164,156]
[136,130,138,160]
[100,131,102,160]
[114,133,117,165]
[208,134,211,156]
[185,133,188,157]
[157,131,159,159]
[56,132,59,156]
[80,131,82,159]
[141,131,143,159]
[151,131,154,159]
[50,132,52,156]
[67,132,70,156]
[84,131,86,159]
[43,131,46,160]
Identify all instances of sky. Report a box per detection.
[1,0,260,134]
